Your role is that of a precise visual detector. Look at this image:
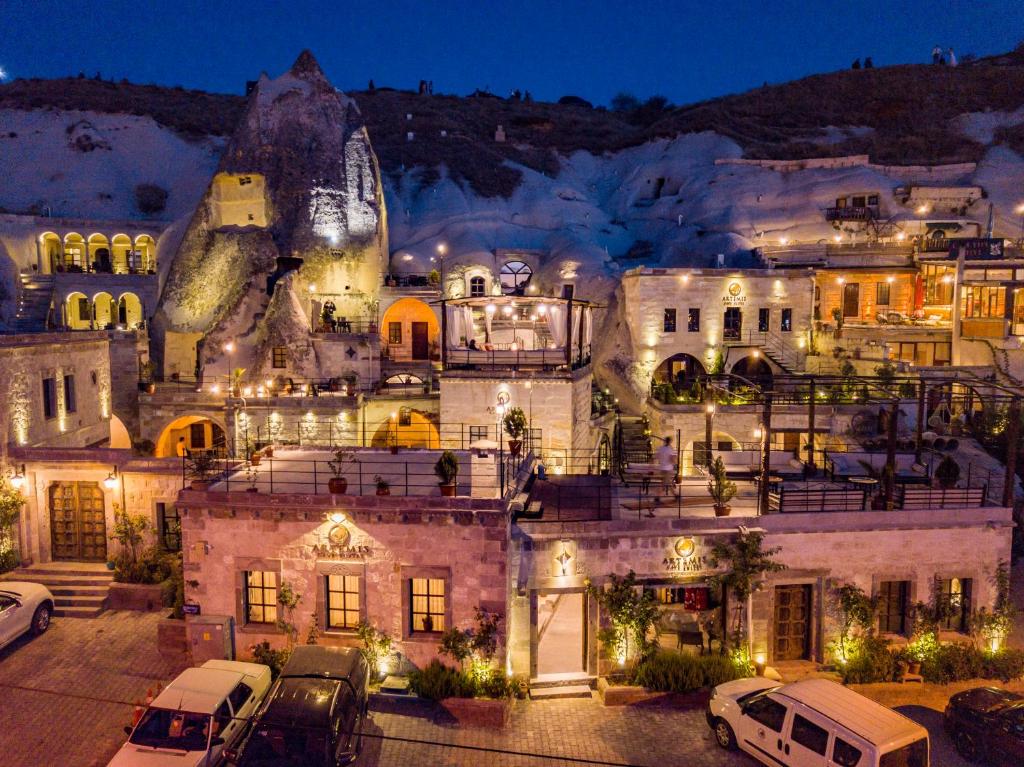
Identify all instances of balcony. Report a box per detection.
[825,205,879,222]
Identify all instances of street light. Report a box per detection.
[223,341,235,394]
[7,464,26,491]
[103,467,119,491]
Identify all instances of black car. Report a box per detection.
[229,646,369,766]
[944,686,1024,766]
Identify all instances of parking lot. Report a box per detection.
[0,610,1010,766]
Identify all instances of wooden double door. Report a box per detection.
[49,482,107,561]
[773,584,812,661]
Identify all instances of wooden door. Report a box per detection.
[49,482,107,561]
[411,322,429,360]
[842,283,860,318]
[773,584,811,661]
[724,308,742,340]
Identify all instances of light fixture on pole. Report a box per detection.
[223,341,236,395]
[7,464,26,491]
[436,243,447,297]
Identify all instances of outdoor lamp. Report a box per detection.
[223,341,235,353]
[103,467,118,490]
[8,464,26,491]
[706,403,716,414]
[485,304,496,315]
[537,304,548,315]
[329,511,346,525]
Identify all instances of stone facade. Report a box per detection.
[177,491,509,668]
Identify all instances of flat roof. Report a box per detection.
[151,667,244,715]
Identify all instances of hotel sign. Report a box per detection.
[663,536,711,574]
[722,281,746,305]
[311,523,373,560]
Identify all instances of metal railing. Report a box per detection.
[444,345,591,372]
[311,316,378,334]
[383,273,439,289]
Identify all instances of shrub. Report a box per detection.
[700,653,744,687]
[250,641,291,679]
[409,660,477,700]
[921,642,984,683]
[981,648,1024,682]
[841,636,898,684]
[134,183,168,215]
[632,651,744,693]
[936,455,961,489]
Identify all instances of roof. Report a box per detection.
[261,677,339,729]
[777,679,925,749]
[151,666,245,714]
[280,645,364,681]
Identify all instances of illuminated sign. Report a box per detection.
[722,282,746,305]
[664,536,710,573]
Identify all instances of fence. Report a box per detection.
[444,346,591,372]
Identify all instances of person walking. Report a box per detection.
[948,48,958,67]
[932,45,943,65]
[656,436,678,499]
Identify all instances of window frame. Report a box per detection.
[876,282,891,306]
[469,425,488,441]
[780,308,793,332]
[156,502,181,552]
[499,260,533,295]
[243,570,279,626]
[758,308,770,332]
[832,737,863,767]
[42,376,57,420]
[271,347,287,369]
[402,567,451,638]
[877,580,910,635]
[790,712,830,755]
[663,308,677,333]
[469,276,486,297]
[687,308,700,333]
[937,577,972,633]
[743,694,788,733]
[325,573,363,632]
[388,321,402,345]
[63,374,77,414]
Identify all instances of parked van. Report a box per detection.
[707,677,929,767]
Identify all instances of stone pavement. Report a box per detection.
[0,611,187,767]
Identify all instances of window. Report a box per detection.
[867,194,879,206]
[649,585,711,610]
[876,282,891,306]
[743,695,788,732]
[938,577,972,632]
[923,264,954,305]
[833,738,863,767]
[499,261,533,295]
[410,577,446,632]
[388,322,402,345]
[156,502,181,552]
[561,284,575,299]
[758,308,770,332]
[469,276,486,297]
[189,423,206,449]
[780,308,793,332]
[878,580,910,634]
[244,571,278,624]
[326,574,361,630]
[791,713,829,755]
[213,701,232,734]
[63,374,77,414]
[77,297,90,319]
[469,426,488,441]
[663,308,676,332]
[687,308,700,332]
[42,377,57,419]
[880,739,928,767]
[228,682,253,713]
[962,285,1006,319]
[271,347,287,368]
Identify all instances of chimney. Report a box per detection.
[716,253,726,268]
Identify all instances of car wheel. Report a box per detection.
[30,604,51,636]
[954,730,979,762]
[712,718,737,751]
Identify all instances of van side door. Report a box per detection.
[226,681,256,745]
[735,692,791,765]
[785,707,830,767]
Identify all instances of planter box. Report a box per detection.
[595,677,710,707]
[108,582,165,612]
[157,616,188,660]
[440,696,512,728]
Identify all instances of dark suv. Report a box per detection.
[944,686,1024,766]
[229,646,369,766]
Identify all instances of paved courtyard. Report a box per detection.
[0,610,1016,766]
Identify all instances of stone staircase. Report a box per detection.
[13,274,54,333]
[1,562,113,617]
[618,415,652,462]
[528,677,596,700]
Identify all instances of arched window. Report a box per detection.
[499,261,532,295]
[469,276,486,297]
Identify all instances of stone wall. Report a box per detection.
[177,492,508,668]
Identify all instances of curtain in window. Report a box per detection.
[546,303,566,347]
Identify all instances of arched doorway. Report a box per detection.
[370,409,441,449]
[155,415,227,457]
[118,292,143,328]
[88,233,111,273]
[133,234,155,273]
[730,355,773,390]
[64,292,91,330]
[93,291,115,328]
[109,414,132,449]
[63,233,86,271]
[111,234,132,273]
[380,298,439,362]
[40,232,61,273]
[653,353,707,400]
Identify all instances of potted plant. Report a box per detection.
[230,367,246,398]
[374,475,390,496]
[328,447,355,494]
[707,456,737,517]
[434,450,459,497]
[831,307,844,337]
[245,462,260,493]
[935,455,960,489]
[503,407,527,456]
[263,444,274,458]
[428,268,441,286]
[187,452,219,490]
[248,441,262,466]
[138,360,156,394]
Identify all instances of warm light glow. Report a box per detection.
[511,343,519,351]
[502,305,513,316]
[754,653,766,666]
[896,232,906,241]
[886,275,895,283]
[916,204,929,214]
[223,342,235,354]
[329,511,346,525]
[485,304,496,315]
[798,336,806,349]
[836,277,846,285]
[753,427,763,439]
[779,237,789,246]
[9,473,25,491]
[941,275,953,284]
[242,386,253,397]
[210,384,221,394]
[1016,203,1024,215]
[680,274,690,283]
[103,472,118,491]
[308,284,317,293]
[537,304,548,315]
[752,350,760,358]
[390,411,397,420]
[436,242,448,256]
[706,403,716,414]
[833,234,842,243]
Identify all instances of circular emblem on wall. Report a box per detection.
[674,537,696,558]
[728,282,742,297]
[328,524,351,547]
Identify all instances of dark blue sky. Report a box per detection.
[5,0,1024,105]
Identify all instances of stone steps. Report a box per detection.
[2,563,113,618]
[529,684,594,700]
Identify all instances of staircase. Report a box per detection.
[13,274,54,333]
[618,415,652,464]
[1,562,113,617]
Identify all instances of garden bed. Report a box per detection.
[108,582,165,612]
[439,696,512,728]
[596,677,713,707]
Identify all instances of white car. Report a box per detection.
[109,659,272,767]
[0,582,55,649]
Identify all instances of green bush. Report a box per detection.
[250,641,292,679]
[921,643,983,683]
[632,651,743,693]
[409,660,477,700]
[981,649,1024,682]
[841,636,898,684]
[114,545,175,585]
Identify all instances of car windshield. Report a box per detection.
[880,738,928,767]
[239,725,328,766]
[129,708,212,752]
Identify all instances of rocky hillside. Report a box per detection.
[4,46,1024,198]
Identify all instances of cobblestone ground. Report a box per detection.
[0,611,186,767]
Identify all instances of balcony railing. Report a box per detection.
[311,316,378,335]
[444,346,591,372]
[825,206,878,221]
[383,273,440,289]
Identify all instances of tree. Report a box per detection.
[935,455,960,489]
[828,583,877,664]
[587,570,661,670]
[708,531,786,645]
[0,479,24,572]
[610,92,640,112]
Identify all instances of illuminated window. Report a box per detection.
[876,282,891,306]
[410,577,446,633]
[923,264,953,304]
[272,347,287,368]
[326,574,362,630]
[663,308,676,332]
[961,286,1005,318]
[938,578,972,632]
[687,308,700,332]
[758,308,770,332]
[781,308,793,332]
[499,261,532,295]
[244,571,278,624]
[469,276,486,297]
[469,425,488,441]
[388,322,402,344]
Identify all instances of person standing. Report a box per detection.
[852,58,861,70]
[932,45,942,64]
[948,48,958,67]
[656,436,678,498]
[864,56,874,69]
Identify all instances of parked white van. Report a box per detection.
[707,677,929,767]
[108,659,272,767]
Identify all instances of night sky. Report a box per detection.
[5,0,1024,106]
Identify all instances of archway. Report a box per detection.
[155,415,227,458]
[63,233,85,271]
[133,234,155,273]
[64,292,91,330]
[499,260,532,295]
[118,292,143,328]
[88,233,111,273]
[93,291,115,328]
[381,373,426,392]
[380,298,439,362]
[109,414,132,449]
[111,234,132,273]
[370,409,441,449]
[40,232,61,274]
[730,355,773,390]
[652,353,707,401]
